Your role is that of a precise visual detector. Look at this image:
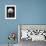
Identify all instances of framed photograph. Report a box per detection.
[5,5,16,19]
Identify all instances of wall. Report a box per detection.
[0,0,46,44]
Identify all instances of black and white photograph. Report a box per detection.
[5,5,16,19]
